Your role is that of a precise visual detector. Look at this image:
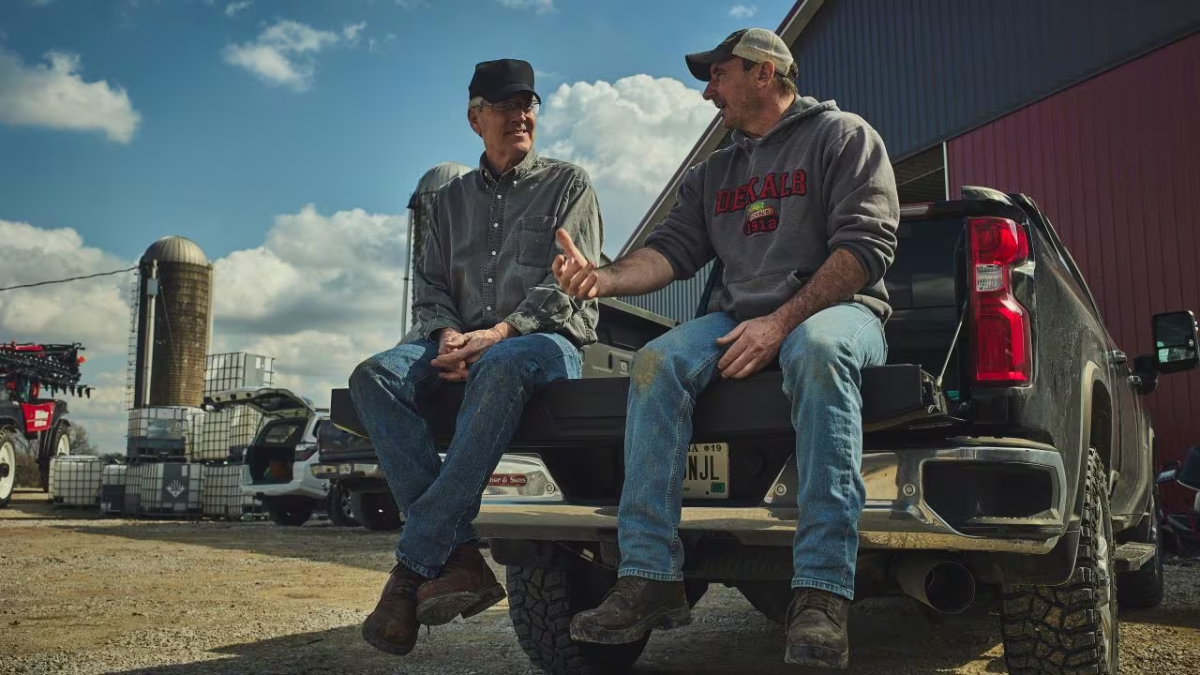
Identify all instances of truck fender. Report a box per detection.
[999,361,1107,586]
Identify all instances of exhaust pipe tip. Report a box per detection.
[896,556,976,615]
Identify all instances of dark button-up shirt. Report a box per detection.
[407,149,603,348]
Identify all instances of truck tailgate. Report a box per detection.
[324,363,946,454]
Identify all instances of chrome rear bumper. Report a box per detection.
[317,443,1069,554]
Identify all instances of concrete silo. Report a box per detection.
[132,236,214,409]
[400,161,474,334]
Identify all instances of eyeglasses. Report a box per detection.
[478,99,540,115]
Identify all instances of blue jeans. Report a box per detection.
[616,303,887,600]
[349,333,582,578]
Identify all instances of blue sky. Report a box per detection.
[0,0,797,452]
[1,0,794,260]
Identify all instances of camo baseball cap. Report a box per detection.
[685,28,797,82]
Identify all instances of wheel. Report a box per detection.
[350,491,403,531]
[326,482,358,527]
[1117,490,1165,610]
[267,498,315,526]
[0,429,17,509]
[736,581,791,624]
[39,422,70,493]
[508,557,650,675]
[1001,448,1119,674]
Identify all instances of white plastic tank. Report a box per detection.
[49,456,103,507]
[100,464,128,514]
[126,462,202,514]
[201,464,255,518]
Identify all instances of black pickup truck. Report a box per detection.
[315,187,1200,675]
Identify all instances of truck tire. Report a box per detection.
[40,422,70,492]
[1001,448,1118,674]
[267,498,315,526]
[351,491,403,531]
[507,558,649,675]
[0,430,17,509]
[736,581,790,624]
[326,483,358,527]
[1117,492,1164,610]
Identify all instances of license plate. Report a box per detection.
[683,442,729,499]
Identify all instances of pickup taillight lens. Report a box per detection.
[969,217,1032,385]
[294,445,318,462]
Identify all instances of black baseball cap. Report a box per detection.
[469,58,540,103]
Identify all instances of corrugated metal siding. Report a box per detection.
[795,0,1200,161]
[947,33,1200,509]
[619,260,714,324]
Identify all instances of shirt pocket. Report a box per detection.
[516,215,558,268]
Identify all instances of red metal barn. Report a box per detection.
[947,33,1200,511]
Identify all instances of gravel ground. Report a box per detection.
[2,488,1198,675]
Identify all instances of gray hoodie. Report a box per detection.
[644,96,900,321]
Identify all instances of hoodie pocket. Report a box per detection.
[517,215,558,268]
[724,268,803,319]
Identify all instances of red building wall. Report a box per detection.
[947,32,1200,510]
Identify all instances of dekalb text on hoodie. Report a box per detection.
[644,97,900,322]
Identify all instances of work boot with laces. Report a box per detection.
[415,544,506,626]
[361,562,428,656]
[569,576,691,645]
[784,587,851,668]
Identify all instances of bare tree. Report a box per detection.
[67,423,98,456]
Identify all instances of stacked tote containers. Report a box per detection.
[200,464,257,518]
[100,465,127,514]
[124,463,203,515]
[193,352,275,463]
[126,406,203,462]
[49,456,104,507]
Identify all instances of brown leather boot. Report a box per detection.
[361,563,427,656]
[569,576,691,645]
[784,588,851,668]
[415,544,506,626]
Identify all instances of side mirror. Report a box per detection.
[1152,310,1199,374]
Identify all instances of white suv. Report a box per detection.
[204,387,355,527]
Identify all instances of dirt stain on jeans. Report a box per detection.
[632,348,664,392]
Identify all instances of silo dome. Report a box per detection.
[410,161,474,204]
[142,236,209,266]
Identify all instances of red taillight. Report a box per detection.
[295,445,317,461]
[969,217,1031,385]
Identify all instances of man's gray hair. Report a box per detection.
[468,96,485,112]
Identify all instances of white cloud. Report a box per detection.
[396,0,428,9]
[224,1,252,17]
[209,205,409,405]
[729,4,757,19]
[0,205,410,452]
[342,21,367,45]
[0,219,137,453]
[69,370,131,455]
[0,219,134,355]
[539,75,716,254]
[212,204,407,335]
[496,0,555,14]
[0,49,142,143]
[222,20,363,91]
